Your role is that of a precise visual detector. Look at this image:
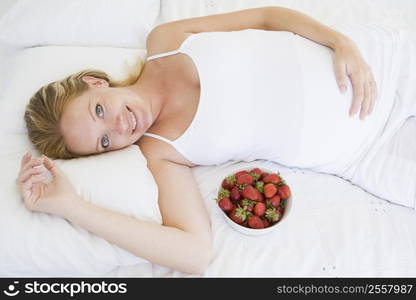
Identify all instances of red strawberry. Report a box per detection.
[264,183,278,198]
[241,220,249,228]
[253,202,266,217]
[269,195,281,208]
[260,172,269,180]
[235,170,249,179]
[278,184,291,199]
[239,199,255,212]
[236,173,254,185]
[262,218,272,228]
[218,197,233,212]
[248,215,265,229]
[265,208,281,223]
[263,173,281,184]
[255,189,264,202]
[250,168,262,176]
[222,175,236,190]
[228,206,249,224]
[242,185,258,201]
[217,188,230,199]
[230,186,241,201]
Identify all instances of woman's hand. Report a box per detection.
[333,38,378,120]
[16,151,81,218]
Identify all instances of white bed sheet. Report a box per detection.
[106,159,416,277]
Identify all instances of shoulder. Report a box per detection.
[136,135,171,161]
[136,136,197,167]
[146,24,192,58]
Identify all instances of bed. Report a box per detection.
[1,0,415,278]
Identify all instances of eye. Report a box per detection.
[95,104,104,118]
[101,135,110,149]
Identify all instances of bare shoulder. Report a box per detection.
[136,136,197,167]
[146,24,192,58]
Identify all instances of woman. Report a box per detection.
[16,7,415,274]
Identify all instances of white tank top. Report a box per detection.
[144,29,305,166]
[143,27,401,173]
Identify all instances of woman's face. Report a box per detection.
[60,77,152,156]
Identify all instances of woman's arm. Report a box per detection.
[67,197,211,275]
[16,152,212,275]
[149,6,376,120]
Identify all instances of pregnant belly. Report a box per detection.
[291,24,400,171]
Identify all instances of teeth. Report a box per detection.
[129,111,137,132]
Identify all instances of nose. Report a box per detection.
[113,111,129,135]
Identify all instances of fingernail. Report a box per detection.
[340,85,347,93]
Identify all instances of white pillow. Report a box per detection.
[0,46,162,276]
[0,145,161,277]
[0,0,160,48]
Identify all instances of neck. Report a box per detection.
[126,62,168,128]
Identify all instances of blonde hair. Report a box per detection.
[24,59,144,159]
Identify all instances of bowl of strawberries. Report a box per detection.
[214,167,292,235]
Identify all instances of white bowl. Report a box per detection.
[216,167,292,236]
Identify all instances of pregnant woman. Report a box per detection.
[17,6,415,274]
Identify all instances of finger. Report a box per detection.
[22,174,45,192]
[349,72,364,117]
[360,81,372,120]
[28,174,46,185]
[21,176,44,208]
[42,155,60,177]
[21,157,44,174]
[334,61,348,93]
[20,151,32,168]
[17,167,45,185]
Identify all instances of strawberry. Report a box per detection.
[260,172,269,180]
[236,173,254,185]
[269,195,281,208]
[230,186,241,201]
[278,184,291,199]
[265,208,281,223]
[262,218,272,228]
[255,180,264,194]
[218,197,233,212]
[242,185,258,201]
[253,202,266,217]
[235,170,249,178]
[250,168,263,176]
[229,206,250,224]
[263,173,281,184]
[248,168,262,181]
[255,189,264,202]
[222,175,236,190]
[217,188,230,200]
[264,183,278,198]
[248,215,265,229]
[239,199,256,212]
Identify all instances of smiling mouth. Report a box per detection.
[126,106,137,134]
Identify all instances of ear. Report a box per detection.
[81,76,109,88]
